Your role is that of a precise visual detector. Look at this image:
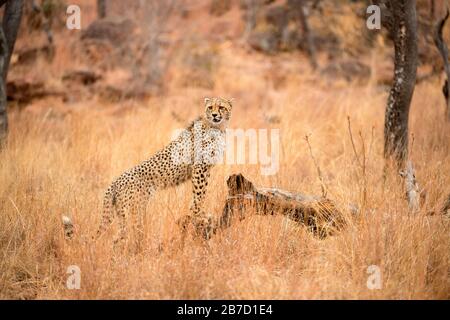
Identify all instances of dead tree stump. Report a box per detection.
[214,173,347,238]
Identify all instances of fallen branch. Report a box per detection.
[214,173,347,238]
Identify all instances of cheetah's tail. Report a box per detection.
[95,187,116,239]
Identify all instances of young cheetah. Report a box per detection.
[97,97,233,241]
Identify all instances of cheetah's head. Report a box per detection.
[204,97,233,127]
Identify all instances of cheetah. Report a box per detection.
[96,97,233,241]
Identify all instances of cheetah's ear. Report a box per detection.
[227,98,234,108]
[204,98,211,106]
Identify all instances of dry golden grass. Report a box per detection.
[1,0,449,298]
[1,69,449,299]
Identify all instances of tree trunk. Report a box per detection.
[0,27,7,145]
[97,0,106,19]
[0,0,23,145]
[430,0,436,20]
[243,0,260,40]
[434,8,450,120]
[2,0,23,80]
[297,0,318,70]
[383,0,418,166]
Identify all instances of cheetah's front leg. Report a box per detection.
[188,164,214,239]
[190,164,210,216]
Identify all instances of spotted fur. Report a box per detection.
[97,97,233,241]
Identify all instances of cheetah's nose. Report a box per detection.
[212,113,221,123]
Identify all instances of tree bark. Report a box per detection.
[0,27,8,145]
[297,0,318,70]
[178,173,346,239]
[383,0,418,166]
[216,174,347,239]
[0,0,23,144]
[2,0,24,81]
[97,0,106,19]
[434,8,450,120]
[430,0,436,20]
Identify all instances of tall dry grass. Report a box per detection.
[1,30,450,298]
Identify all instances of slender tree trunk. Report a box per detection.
[243,0,259,40]
[384,0,418,166]
[97,0,106,19]
[297,0,318,70]
[0,27,8,144]
[434,8,450,120]
[430,0,436,20]
[2,0,23,80]
[0,0,24,145]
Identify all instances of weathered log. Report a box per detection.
[215,173,347,238]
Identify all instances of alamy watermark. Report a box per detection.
[66,265,81,290]
[171,126,280,176]
[66,4,383,31]
[366,5,381,30]
[66,5,81,30]
[366,265,382,290]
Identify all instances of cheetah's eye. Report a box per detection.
[219,106,226,112]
